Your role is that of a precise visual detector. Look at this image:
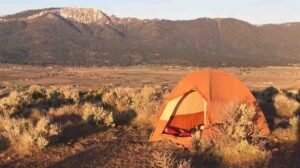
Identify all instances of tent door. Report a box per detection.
[163,90,207,131]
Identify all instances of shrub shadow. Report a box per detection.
[191,151,222,168]
[102,103,137,126]
[48,128,144,168]
[49,107,137,146]
[48,141,127,168]
[50,114,105,145]
[0,135,10,152]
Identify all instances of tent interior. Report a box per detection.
[162,90,207,137]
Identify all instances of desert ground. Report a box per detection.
[0,64,299,168]
[0,64,300,89]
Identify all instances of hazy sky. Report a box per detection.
[1,0,300,24]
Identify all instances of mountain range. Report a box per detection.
[0,7,300,66]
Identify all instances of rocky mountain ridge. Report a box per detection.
[0,7,299,66]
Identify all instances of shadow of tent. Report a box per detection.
[252,86,279,130]
[267,89,300,167]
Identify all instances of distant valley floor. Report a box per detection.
[0,64,299,90]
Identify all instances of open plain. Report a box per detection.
[0,65,299,168]
[0,64,299,89]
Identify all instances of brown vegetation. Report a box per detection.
[0,85,166,156]
[192,103,271,167]
[0,84,299,167]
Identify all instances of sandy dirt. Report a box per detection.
[0,64,299,90]
[0,126,187,168]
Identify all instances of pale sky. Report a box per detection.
[1,0,300,24]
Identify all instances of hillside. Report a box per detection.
[0,7,300,66]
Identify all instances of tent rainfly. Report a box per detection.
[150,69,270,148]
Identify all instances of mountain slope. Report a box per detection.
[0,7,300,66]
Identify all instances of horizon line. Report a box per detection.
[1,6,300,26]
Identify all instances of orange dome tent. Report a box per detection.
[150,69,270,148]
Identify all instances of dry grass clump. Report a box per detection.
[273,92,300,118]
[0,84,166,155]
[220,103,262,140]
[102,87,132,112]
[270,89,299,143]
[45,86,69,107]
[272,117,299,142]
[215,140,271,167]
[0,85,76,117]
[193,103,271,167]
[0,85,83,155]
[0,91,29,116]
[81,103,114,127]
[28,85,47,100]
[0,116,59,155]
[131,85,167,128]
[151,151,191,168]
[58,86,80,103]
[78,88,106,103]
[48,105,79,117]
[102,85,167,128]
[60,85,166,128]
